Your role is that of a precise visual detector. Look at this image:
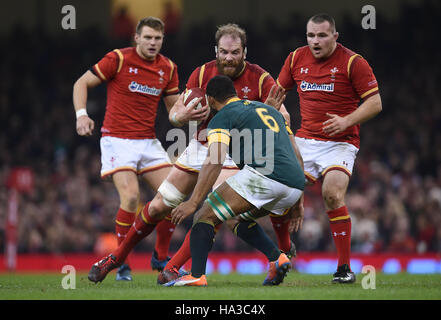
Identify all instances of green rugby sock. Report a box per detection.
[190,222,215,278]
[234,221,280,262]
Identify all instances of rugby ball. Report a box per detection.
[183,87,207,110]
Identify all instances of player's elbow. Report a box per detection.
[73,77,81,90]
[73,75,88,92]
[75,70,101,90]
[366,93,382,117]
[372,94,382,115]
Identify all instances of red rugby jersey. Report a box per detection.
[277,43,379,148]
[186,60,275,141]
[91,47,179,139]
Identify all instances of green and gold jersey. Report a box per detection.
[207,98,305,190]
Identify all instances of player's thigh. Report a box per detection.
[197,182,255,224]
[147,168,198,219]
[151,167,199,213]
[141,166,171,192]
[321,169,350,210]
[164,166,199,195]
[213,168,239,190]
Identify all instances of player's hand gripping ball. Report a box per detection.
[183,87,208,110]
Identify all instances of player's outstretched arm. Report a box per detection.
[73,70,101,136]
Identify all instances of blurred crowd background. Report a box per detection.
[0,0,440,257]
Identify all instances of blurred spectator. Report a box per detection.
[111,6,135,46]
[162,1,181,36]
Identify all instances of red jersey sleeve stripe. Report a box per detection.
[113,49,124,73]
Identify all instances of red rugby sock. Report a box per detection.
[164,228,191,271]
[327,206,352,268]
[113,201,159,264]
[115,208,136,265]
[154,215,176,260]
[270,214,291,253]
[115,208,135,245]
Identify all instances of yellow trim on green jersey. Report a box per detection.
[207,129,231,146]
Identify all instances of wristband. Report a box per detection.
[171,112,182,126]
[76,108,88,119]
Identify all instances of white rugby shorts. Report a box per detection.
[295,136,359,183]
[225,165,303,217]
[174,138,237,173]
[100,136,171,178]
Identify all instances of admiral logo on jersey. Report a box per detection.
[128,81,162,96]
[300,80,334,92]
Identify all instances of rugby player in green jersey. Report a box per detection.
[166,75,305,286]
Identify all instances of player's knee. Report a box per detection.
[225,218,238,231]
[119,194,139,212]
[323,190,344,210]
[149,193,172,219]
[192,200,223,226]
[157,179,187,209]
[195,210,220,226]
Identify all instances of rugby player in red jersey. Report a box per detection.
[73,17,206,281]
[277,14,382,283]
[87,23,302,285]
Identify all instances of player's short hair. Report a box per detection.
[308,13,336,33]
[215,23,247,49]
[136,16,165,34]
[206,75,238,102]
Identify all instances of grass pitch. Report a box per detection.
[0,271,440,300]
